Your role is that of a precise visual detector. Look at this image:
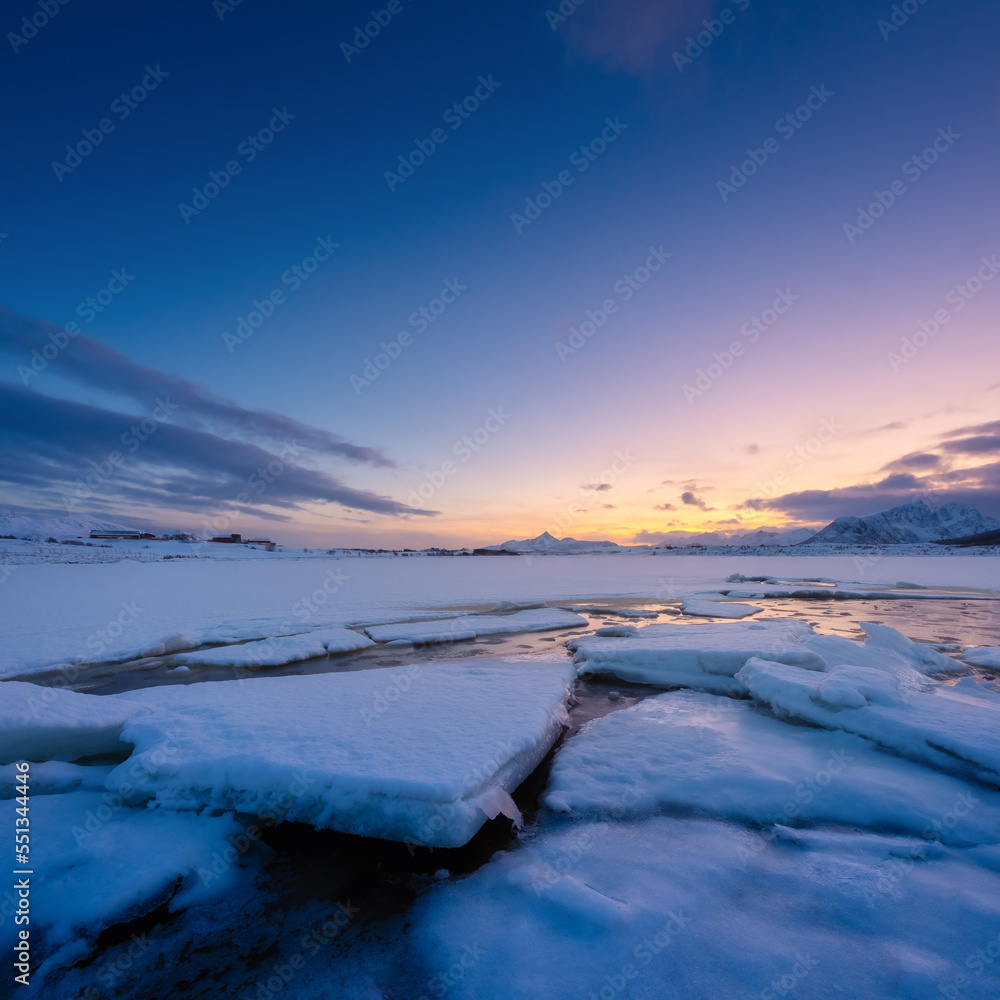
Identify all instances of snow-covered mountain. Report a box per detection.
[802,501,1000,546]
[487,527,817,552]
[0,508,138,539]
[485,531,623,554]
[730,527,816,546]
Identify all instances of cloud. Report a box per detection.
[881,452,942,472]
[865,421,908,434]
[941,434,1000,455]
[0,383,435,521]
[0,310,435,523]
[559,0,720,76]
[602,503,617,509]
[940,419,1000,439]
[680,491,713,510]
[653,502,676,510]
[736,420,1000,522]
[742,464,1000,522]
[0,308,391,467]
[582,482,613,492]
[745,444,760,455]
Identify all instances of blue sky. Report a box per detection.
[2,0,999,545]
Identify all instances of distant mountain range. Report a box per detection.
[2,500,997,552]
[487,501,1000,552]
[485,526,815,553]
[484,531,623,554]
[801,500,1000,546]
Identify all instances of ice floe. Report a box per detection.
[569,619,823,693]
[0,681,137,763]
[170,627,373,668]
[544,689,1000,845]
[364,608,587,644]
[964,646,1000,670]
[101,661,573,847]
[0,787,254,978]
[738,660,1000,782]
[405,815,1000,1000]
[569,619,964,694]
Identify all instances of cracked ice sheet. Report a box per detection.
[0,680,138,763]
[391,816,1000,1000]
[738,660,1000,783]
[0,788,253,980]
[569,620,962,694]
[363,607,587,644]
[963,647,1000,670]
[544,689,1000,846]
[103,660,573,847]
[170,627,374,668]
[568,619,823,694]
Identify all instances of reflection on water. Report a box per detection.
[35,592,999,697]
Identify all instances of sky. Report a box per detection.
[1,0,998,547]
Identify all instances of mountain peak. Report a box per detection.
[804,500,999,545]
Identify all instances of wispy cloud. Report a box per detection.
[0,309,434,522]
[1,308,391,467]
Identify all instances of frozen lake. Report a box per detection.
[2,553,999,999]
